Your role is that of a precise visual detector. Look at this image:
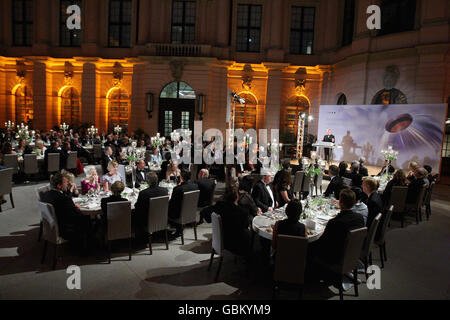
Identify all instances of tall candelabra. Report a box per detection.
[114,125,122,134]
[5,121,14,130]
[151,132,165,148]
[87,126,98,144]
[60,122,69,134]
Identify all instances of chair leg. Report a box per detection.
[181,225,184,245]
[298,284,304,300]
[215,256,223,282]
[416,209,419,224]
[379,246,384,268]
[148,234,152,255]
[353,269,359,297]
[128,237,132,260]
[108,241,111,264]
[272,282,278,300]
[52,243,57,270]
[165,230,169,250]
[383,243,387,262]
[0,203,2,212]
[41,240,48,264]
[38,221,43,242]
[250,230,255,251]
[401,211,404,228]
[10,193,15,208]
[364,259,368,280]
[193,222,197,241]
[339,286,344,300]
[208,249,215,271]
[369,252,373,266]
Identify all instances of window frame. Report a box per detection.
[378,0,417,36]
[12,0,34,47]
[289,6,316,55]
[236,4,262,53]
[108,0,132,48]
[171,0,196,44]
[341,0,355,47]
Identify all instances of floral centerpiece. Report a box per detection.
[114,125,122,134]
[381,145,399,162]
[151,132,165,148]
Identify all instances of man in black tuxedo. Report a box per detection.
[71,138,93,164]
[324,165,345,199]
[358,157,369,177]
[196,169,216,208]
[134,172,168,236]
[168,169,199,237]
[307,189,365,278]
[134,159,149,188]
[251,172,277,212]
[322,129,335,162]
[101,146,115,174]
[41,173,89,242]
[362,177,384,239]
[377,160,395,176]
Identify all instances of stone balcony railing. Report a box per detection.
[147,43,212,57]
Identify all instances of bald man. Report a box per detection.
[196,169,216,208]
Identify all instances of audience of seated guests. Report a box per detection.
[168,169,199,238]
[100,181,127,215]
[351,187,369,225]
[134,159,149,188]
[349,162,363,188]
[196,169,216,208]
[406,161,418,182]
[210,187,251,256]
[237,175,261,223]
[81,166,100,194]
[102,160,123,192]
[62,171,79,198]
[358,157,369,177]
[324,165,344,199]
[274,169,294,207]
[41,173,89,243]
[406,167,429,205]
[382,169,407,206]
[166,160,181,183]
[134,172,169,237]
[338,161,351,178]
[362,177,384,232]
[377,160,395,176]
[307,189,365,281]
[252,172,277,212]
[101,146,116,174]
[272,199,306,252]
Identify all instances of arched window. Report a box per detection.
[337,93,347,105]
[60,87,80,127]
[234,93,257,130]
[15,85,33,125]
[281,95,310,143]
[160,81,196,99]
[108,87,130,131]
[371,88,407,104]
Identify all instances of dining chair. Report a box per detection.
[208,212,225,281]
[35,185,51,241]
[3,154,19,174]
[0,168,15,212]
[302,173,312,199]
[406,185,427,225]
[24,154,39,182]
[293,171,304,197]
[66,151,77,170]
[315,172,323,196]
[423,181,435,220]
[169,190,200,245]
[273,235,308,299]
[47,153,60,174]
[106,201,132,263]
[375,206,394,269]
[93,144,103,162]
[39,202,67,270]
[118,164,127,185]
[342,177,352,187]
[389,186,408,228]
[146,195,170,255]
[360,213,382,278]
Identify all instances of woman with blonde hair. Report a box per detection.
[102,160,123,192]
[82,166,101,194]
[407,161,418,182]
[61,170,80,198]
[165,160,181,182]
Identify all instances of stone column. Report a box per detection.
[264,64,287,133]
[81,62,97,125]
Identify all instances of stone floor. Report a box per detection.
[0,177,449,300]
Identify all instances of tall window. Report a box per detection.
[236,4,262,52]
[108,0,132,47]
[61,87,80,126]
[290,6,315,55]
[379,0,417,36]
[60,0,82,46]
[108,88,130,131]
[15,85,34,125]
[234,93,257,130]
[337,93,347,105]
[171,0,196,44]
[12,0,33,46]
[342,0,355,46]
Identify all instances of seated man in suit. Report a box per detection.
[41,173,89,243]
[71,138,93,164]
[358,157,369,177]
[134,172,168,236]
[307,189,365,281]
[377,160,395,176]
[406,167,429,205]
[324,165,345,199]
[349,162,363,188]
[168,169,199,237]
[101,146,115,174]
[251,171,277,212]
[196,169,216,208]
[134,159,149,188]
[362,177,384,235]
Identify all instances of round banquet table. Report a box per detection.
[252,198,340,242]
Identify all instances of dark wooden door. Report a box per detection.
[159,98,195,137]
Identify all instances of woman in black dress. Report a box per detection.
[272,200,306,251]
[274,170,294,207]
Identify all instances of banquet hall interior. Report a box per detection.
[0,0,449,300]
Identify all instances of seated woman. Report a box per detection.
[102,160,123,192]
[275,170,294,208]
[165,160,181,183]
[338,161,351,178]
[15,138,26,155]
[62,171,80,198]
[406,161,418,183]
[382,169,407,206]
[82,166,101,195]
[238,175,261,223]
[101,181,127,215]
[271,200,306,251]
[150,147,162,165]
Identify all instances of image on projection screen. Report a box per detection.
[317,104,447,173]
